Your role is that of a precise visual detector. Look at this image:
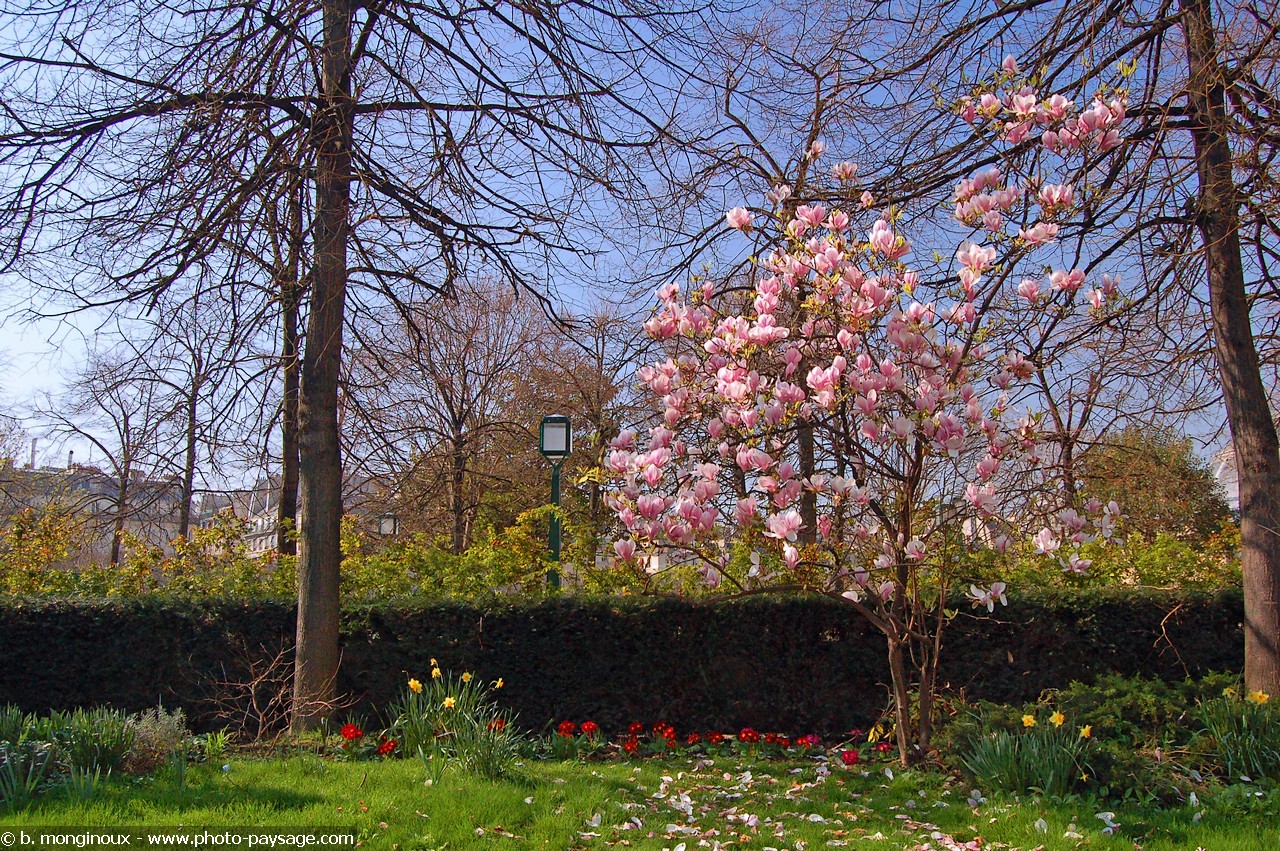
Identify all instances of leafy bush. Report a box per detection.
[970,529,1241,591]
[125,704,192,773]
[0,505,82,595]
[0,592,1246,739]
[941,673,1252,803]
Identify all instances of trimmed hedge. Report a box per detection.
[0,590,1243,736]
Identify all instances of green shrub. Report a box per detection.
[125,704,192,773]
[940,673,1246,803]
[0,591,1246,739]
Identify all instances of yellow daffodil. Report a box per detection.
[1081,772,1089,782]
[442,696,456,709]
[494,678,504,689]
[1080,725,1092,739]
[1247,690,1271,705]
[1050,711,1065,727]
[1223,686,1236,697]
[431,667,442,680]
[1022,714,1037,728]
[462,672,473,683]
[430,657,438,667]
[408,678,423,694]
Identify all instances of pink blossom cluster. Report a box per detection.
[605,77,1128,615]
[958,70,1125,154]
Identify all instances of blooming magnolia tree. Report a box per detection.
[603,62,1130,765]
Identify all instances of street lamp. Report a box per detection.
[539,415,572,589]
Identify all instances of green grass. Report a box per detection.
[3,754,1279,850]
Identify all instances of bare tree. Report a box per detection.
[1,0,713,728]
[346,280,551,553]
[39,352,174,566]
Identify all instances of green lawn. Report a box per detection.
[4,755,1279,850]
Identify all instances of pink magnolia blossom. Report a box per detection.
[967,582,1008,612]
[1063,552,1092,574]
[1037,182,1075,211]
[725,207,753,231]
[613,539,637,561]
[1019,222,1059,245]
[1049,268,1085,293]
[1101,273,1121,298]
[1032,527,1060,555]
[966,483,998,516]
[764,510,803,542]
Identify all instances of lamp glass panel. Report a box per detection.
[542,422,568,454]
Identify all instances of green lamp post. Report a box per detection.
[538,415,572,589]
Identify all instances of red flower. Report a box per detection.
[849,728,865,740]
[629,722,645,735]
[377,739,397,756]
[581,720,600,738]
[686,732,702,745]
[340,723,363,741]
[738,727,760,744]
[622,736,639,754]
[764,732,779,745]
[841,749,860,766]
[797,733,820,748]
[875,741,893,754]
[778,736,791,748]
[557,720,577,737]
[708,732,725,745]
[487,718,506,732]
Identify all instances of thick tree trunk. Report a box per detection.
[292,0,353,733]
[886,635,918,767]
[1182,0,1280,694]
[450,429,466,555]
[797,423,818,544]
[111,462,130,567]
[277,190,303,558]
[178,379,199,540]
